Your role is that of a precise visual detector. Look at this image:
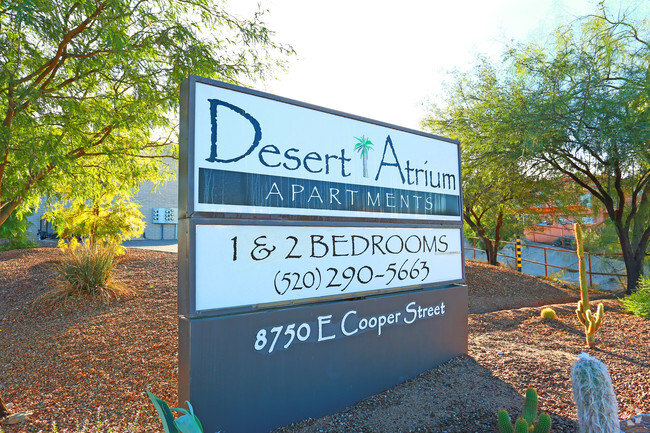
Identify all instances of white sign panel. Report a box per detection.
[190,81,461,221]
[195,225,463,311]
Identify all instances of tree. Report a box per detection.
[422,58,560,265]
[505,9,650,294]
[0,0,292,227]
[44,189,145,252]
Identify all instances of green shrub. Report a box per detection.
[39,241,132,303]
[0,213,38,251]
[622,276,650,319]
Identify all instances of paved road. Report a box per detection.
[123,239,178,253]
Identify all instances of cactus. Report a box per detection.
[497,388,551,433]
[533,414,552,433]
[522,387,538,425]
[574,223,604,347]
[498,409,514,433]
[514,418,529,433]
[571,353,619,433]
[540,307,557,320]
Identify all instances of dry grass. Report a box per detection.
[37,243,133,304]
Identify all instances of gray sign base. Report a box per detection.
[178,284,468,433]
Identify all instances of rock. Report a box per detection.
[620,414,650,433]
[5,411,33,425]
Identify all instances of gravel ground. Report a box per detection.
[0,248,648,433]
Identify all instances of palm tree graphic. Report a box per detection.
[354,135,374,178]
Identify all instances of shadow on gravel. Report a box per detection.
[592,346,650,369]
[544,316,584,338]
[274,355,530,433]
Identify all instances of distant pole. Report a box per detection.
[516,236,522,272]
[544,248,548,277]
[588,252,593,287]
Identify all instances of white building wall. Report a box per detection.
[135,174,179,241]
[22,163,179,242]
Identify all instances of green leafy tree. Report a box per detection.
[0,211,37,250]
[44,189,145,252]
[422,58,561,265]
[0,0,292,227]
[504,9,650,294]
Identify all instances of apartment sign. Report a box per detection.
[178,75,467,433]
[194,225,463,311]
[187,80,461,221]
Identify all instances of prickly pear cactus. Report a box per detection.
[574,223,604,347]
[571,353,619,433]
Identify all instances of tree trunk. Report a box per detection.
[479,235,499,266]
[614,221,647,295]
[491,210,504,266]
[625,262,643,296]
[487,243,499,266]
[0,392,10,418]
[622,250,645,296]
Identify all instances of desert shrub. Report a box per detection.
[38,193,143,303]
[39,240,133,303]
[621,276,650,319]
[540,307,557,319]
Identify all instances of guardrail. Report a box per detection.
[525,226,577,247]
[465,237,627,289]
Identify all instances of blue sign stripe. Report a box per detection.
[198,168,460,217]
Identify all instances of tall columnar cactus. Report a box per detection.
[498,388,552,433]
[571,353,619,433]
[574,223,604,347]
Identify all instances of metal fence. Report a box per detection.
[464,236,628,291]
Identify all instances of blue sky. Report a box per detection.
[232,0,647,130]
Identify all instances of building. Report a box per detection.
[524,192,605,245]
[26,165,179,242]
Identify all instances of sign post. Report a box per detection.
[178,75,467,432]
